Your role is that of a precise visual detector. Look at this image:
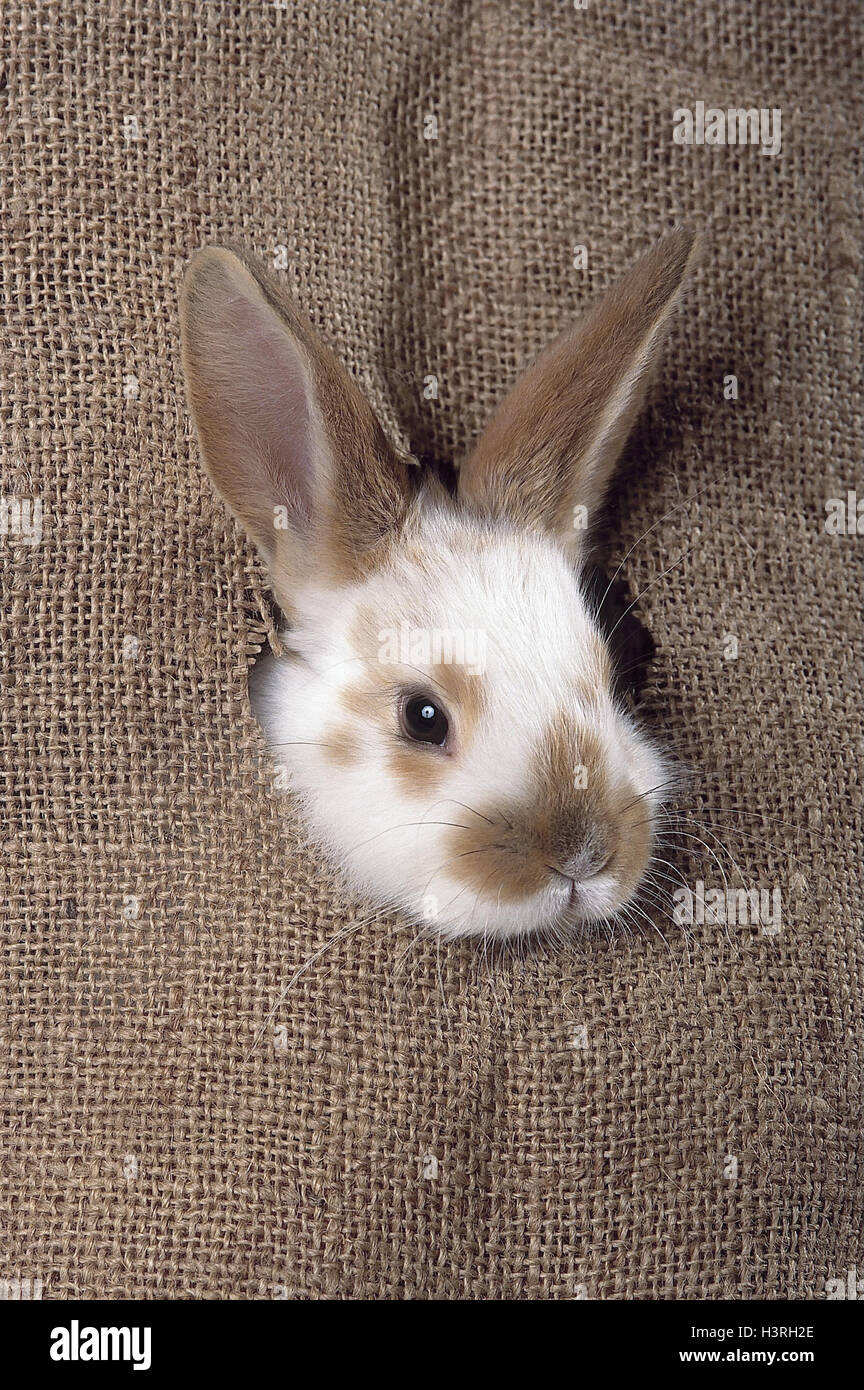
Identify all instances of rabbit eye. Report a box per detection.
[401,693,449,746]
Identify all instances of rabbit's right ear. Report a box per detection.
[457,229,698,553]
[180,248,416,598]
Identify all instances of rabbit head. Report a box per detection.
[180,230,696,939]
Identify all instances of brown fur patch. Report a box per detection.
[385,741,450,800]
[437,822,551,908]
[457,229,699,542]
[338,599,489,797]
[444,711,652,909]
[319,722,359,770]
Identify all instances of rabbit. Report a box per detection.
[180,229,697,940]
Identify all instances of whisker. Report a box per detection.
[415,844,500,912]
[467,865,502,938]
[344,819,472,858]
[655,830,744,949]
[658,812,802,868]
[284,654,364,699]
[593,457,752,617]
[422,796,496,827]
[618,776,682,816]
[385,662,452,702]
[605,538,702,644]
[267,739,340,750]
[659,821,758,886]
[682,802,804,832]
[625,896,686,975]
[244,908,394,1063]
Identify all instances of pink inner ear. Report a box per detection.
[185,247,417,578]
[215,287,321,527]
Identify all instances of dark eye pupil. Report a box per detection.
[403,694,449,745]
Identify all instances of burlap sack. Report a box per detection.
[1,0,861,1298]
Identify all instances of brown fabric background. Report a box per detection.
[1,0,862,1299]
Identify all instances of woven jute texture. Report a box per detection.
[1,0,862,1299]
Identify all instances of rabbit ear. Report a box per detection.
[457,228,698,551]
[180,247,416,597]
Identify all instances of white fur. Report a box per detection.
[252,500,668,940]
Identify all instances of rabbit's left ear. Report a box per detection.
[179,246,417,604]
[457,228,699,551]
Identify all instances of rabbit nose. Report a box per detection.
[558,835,614,883]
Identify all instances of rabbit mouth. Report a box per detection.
[550,867,637,930]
